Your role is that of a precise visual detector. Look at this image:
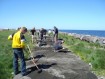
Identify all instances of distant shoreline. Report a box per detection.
[59,30,105,37]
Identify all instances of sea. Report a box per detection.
[59,30,105,37]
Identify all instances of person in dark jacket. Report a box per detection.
[30,27,36,43]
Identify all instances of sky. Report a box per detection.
[0,0,105,30]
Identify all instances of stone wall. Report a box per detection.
[60,32,105,46]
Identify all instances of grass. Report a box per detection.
[0,30,14,79]
[59,33,105,77]
[0,30,32,79]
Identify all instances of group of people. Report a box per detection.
[8,26,64,76]
[30,26,58,44]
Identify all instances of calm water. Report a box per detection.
[59,30,105,37]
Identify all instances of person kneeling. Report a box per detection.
[53,39,64,52]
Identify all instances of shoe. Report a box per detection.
[22,71,29,76]
[15,71,21,75]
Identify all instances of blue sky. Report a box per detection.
[0,0,105,30]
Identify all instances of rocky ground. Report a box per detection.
[14,37,98,79]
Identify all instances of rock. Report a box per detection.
[67,32,104,45]
[97,37,105,46]
[73,34,82,39]
[80,35,91,42]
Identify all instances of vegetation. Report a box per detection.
[0,30,31,79]
[0,30,14,79]
[0,30,105,78]
[59,33,105,76]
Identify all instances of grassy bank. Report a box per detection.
[0,30,31,79]
[59,33,105,76]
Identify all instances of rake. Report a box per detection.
[27,45,42,73]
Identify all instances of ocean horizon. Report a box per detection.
[59,30,105,37]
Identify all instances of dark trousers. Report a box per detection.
[13,48,26,75]
[40,34,43,40]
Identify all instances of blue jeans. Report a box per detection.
[13,48,26,75]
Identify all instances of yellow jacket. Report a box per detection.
[8,31,26,48]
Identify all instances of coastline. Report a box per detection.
[60,32,105,46]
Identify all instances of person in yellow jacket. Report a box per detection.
[8,27,28,76]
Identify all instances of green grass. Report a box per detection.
[0,30,32,79]
[0,30,14,79]
[59,33,105,76]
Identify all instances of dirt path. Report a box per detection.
[14,37,98,79]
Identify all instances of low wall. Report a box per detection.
[60,32,105,46]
